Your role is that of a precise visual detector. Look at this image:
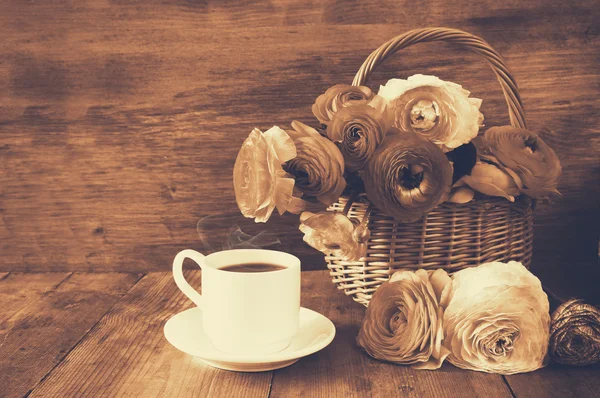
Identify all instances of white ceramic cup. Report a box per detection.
[172,249,301,356]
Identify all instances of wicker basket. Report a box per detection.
[324,27,534,307]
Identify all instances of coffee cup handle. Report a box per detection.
[172,249,205,308]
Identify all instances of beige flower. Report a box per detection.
[233,126,305,223]
[326,97,392,172]
[461,161,523,202]
[312,84,375,125]
[379,74,484,151]
[284,121,346,205]
[357,269,452,369]
[443,261,550,374]
[480,126,562,199]
[299,211,369,261]
[362,132,453,222]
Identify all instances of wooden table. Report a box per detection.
[1,270,598,398]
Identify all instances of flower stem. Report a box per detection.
[360,202,374,227]
[342,192,359,216]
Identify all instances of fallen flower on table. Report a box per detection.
[298,211,369,261]
[233,126,305,223]
[379,74,484,151]
[356,269,452,369]
[549,299,600,366]
[443,261,550,375]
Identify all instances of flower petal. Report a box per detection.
[299,211,368,261]
[263,126,297,163]
[273,177,296,215]
[446,186,475,204]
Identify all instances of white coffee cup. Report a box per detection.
[172,249,301,356]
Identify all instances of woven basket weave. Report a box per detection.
[324,27,534,307]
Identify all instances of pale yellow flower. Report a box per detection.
[233,126,305,223]
[443,261,550,374]
[299,211,369,261]
[357,269,452,369]
[379,74,484,151]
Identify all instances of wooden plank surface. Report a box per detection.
[0,0,598,274]
[0,272,141,398]
[504,364,600,398]
[11,270,600,397]
[29,271,273,398]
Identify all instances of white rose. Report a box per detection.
[443,261,550,374]
[379,74,484,151]
[299,211,369,261]
[233,126,305,222]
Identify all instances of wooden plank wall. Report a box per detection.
[0,1,598,282]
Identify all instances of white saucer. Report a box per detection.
[164,307,336,372]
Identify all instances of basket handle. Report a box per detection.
[352,27,527,129]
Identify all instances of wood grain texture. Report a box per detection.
[0,0,598,274]
[271,270,513,398]
[504,363,600,398]
[29,271,273,398]
[0,272,141,398]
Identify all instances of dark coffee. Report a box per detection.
[219,263,287,273]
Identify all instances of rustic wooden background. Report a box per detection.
[0,0,598,298]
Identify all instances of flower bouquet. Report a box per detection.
[233,27,561,304]
[230,27,600,375]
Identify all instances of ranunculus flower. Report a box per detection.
[443,261,550,374]
[233,126,305,223]
[480,126,562,199]
[362,132,453,222]
[379,74,484,151]
[299,211,369,261]
[326,98,392,172]
[461,161,523,202]
[284,121,346,205]
[549,299,600,366]
[356,269,452,369]
[312,84,375,125]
